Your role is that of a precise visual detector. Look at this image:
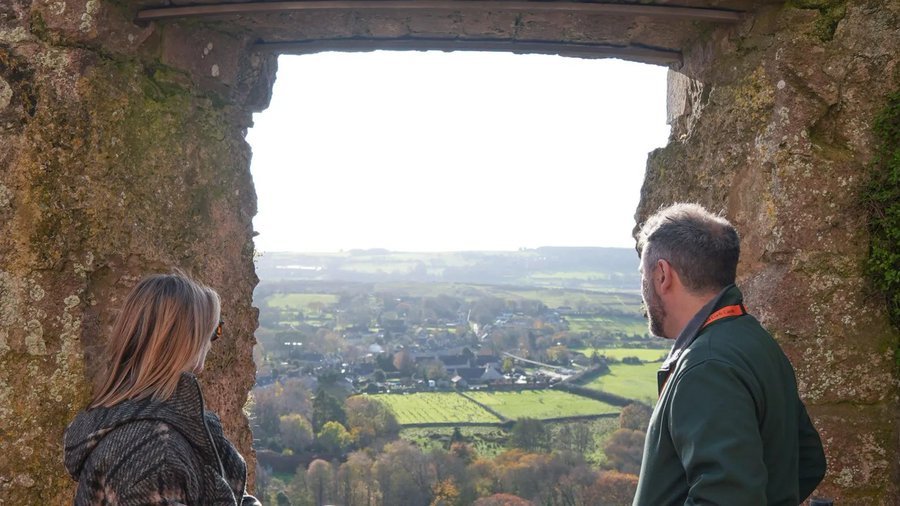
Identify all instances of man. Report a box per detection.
[632,203,826,506]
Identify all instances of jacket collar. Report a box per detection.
[659,284,744,374]
[64,372,220,478]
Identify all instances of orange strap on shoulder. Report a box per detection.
[702,304,746,329]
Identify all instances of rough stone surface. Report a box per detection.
[0,1,272,503]
[0,0,897,504]
[639,1,900,502]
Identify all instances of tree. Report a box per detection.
[345,395,400,446]
[430,478,461,506]
[471,494,532,506]
[393,349,416,376]
[375,353,396,372]
[554,422,594,454]
[337,451,379,506]
[425,360,448,381]
[449,441,476,465]
[509,418,550,453]
[501,357,514,374]
[619,403,652,431]
[276,490,293,506]
[373,440,433,506]
[602,429,646,474]
[280,414,314,453]
[317,421,354,455]
[307,459,335,506]
[583,470,639,506]
[312,388,346,432]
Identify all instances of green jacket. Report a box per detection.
[633,285,826,506]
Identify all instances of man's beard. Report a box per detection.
[641,277,667,338]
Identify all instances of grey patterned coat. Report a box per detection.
[64,373,261,506]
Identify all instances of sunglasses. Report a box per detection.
[211,320,224,342]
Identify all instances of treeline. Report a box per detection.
[253,384,653,506]
[254,247,641,289]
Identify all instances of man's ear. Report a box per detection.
[656,259,675,294]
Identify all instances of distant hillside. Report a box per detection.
[255,247,640,291]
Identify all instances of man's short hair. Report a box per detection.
[637,203,740,293]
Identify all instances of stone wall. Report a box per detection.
[640,1,899,503]
[0,0,273,502]
[0,0,897,503]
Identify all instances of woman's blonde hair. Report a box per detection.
[90,272,221,408]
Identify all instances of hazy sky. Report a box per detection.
[248,51,670,253]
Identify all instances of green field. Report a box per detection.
[401,426,509,457]
[368,393,501,425]
[581,362,661,404]
[465,390,619,420]
[566,315,648,336]
[265,293,339,310]
[575,347,668,362]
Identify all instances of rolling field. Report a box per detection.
[581,362,660,404]
[575,347,668,362]
[369,390,619,426]
[265,292,339,310]
[465,390,619,420]
[565,315,648,336]
[367,393,501,425]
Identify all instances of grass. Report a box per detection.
[574,347,668,362]
[367,393,501,425]
[566,315,648,336]
[400,415,622,463]
[401,426,510,458]
[580,362,661,404]
[464,390,619,420]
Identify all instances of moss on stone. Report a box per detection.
[862,91,900,369]
[786,0,847,42]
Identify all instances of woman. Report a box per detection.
[64,273,260,506]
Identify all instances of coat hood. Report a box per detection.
[64,373,220,480]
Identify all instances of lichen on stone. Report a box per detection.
[786,0,847,42]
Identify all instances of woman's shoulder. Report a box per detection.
[95,419,199,467]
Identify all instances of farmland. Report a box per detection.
[464,390,619,420]
[369,390,620,426]
[580,362,661,404]
[265,292,339,310]
[367,393,501,425]
[565,315,647,336]
[575,347,668,362]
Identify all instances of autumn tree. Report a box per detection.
[431,478,461,506]
[619,402,652,431]
[279,414,314,453]
[373,440,434,506]
[583,470,639,506]
[344,395,400,447]
[471,493,532,506]
[603,428,646,474]
[306,459,335,506]
[466,458,497,499]
[393,349,416,376]
[337,451,380,506]
[450,441,476,465]
[494,451,567,501]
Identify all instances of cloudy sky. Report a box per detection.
[248,51,670,252]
